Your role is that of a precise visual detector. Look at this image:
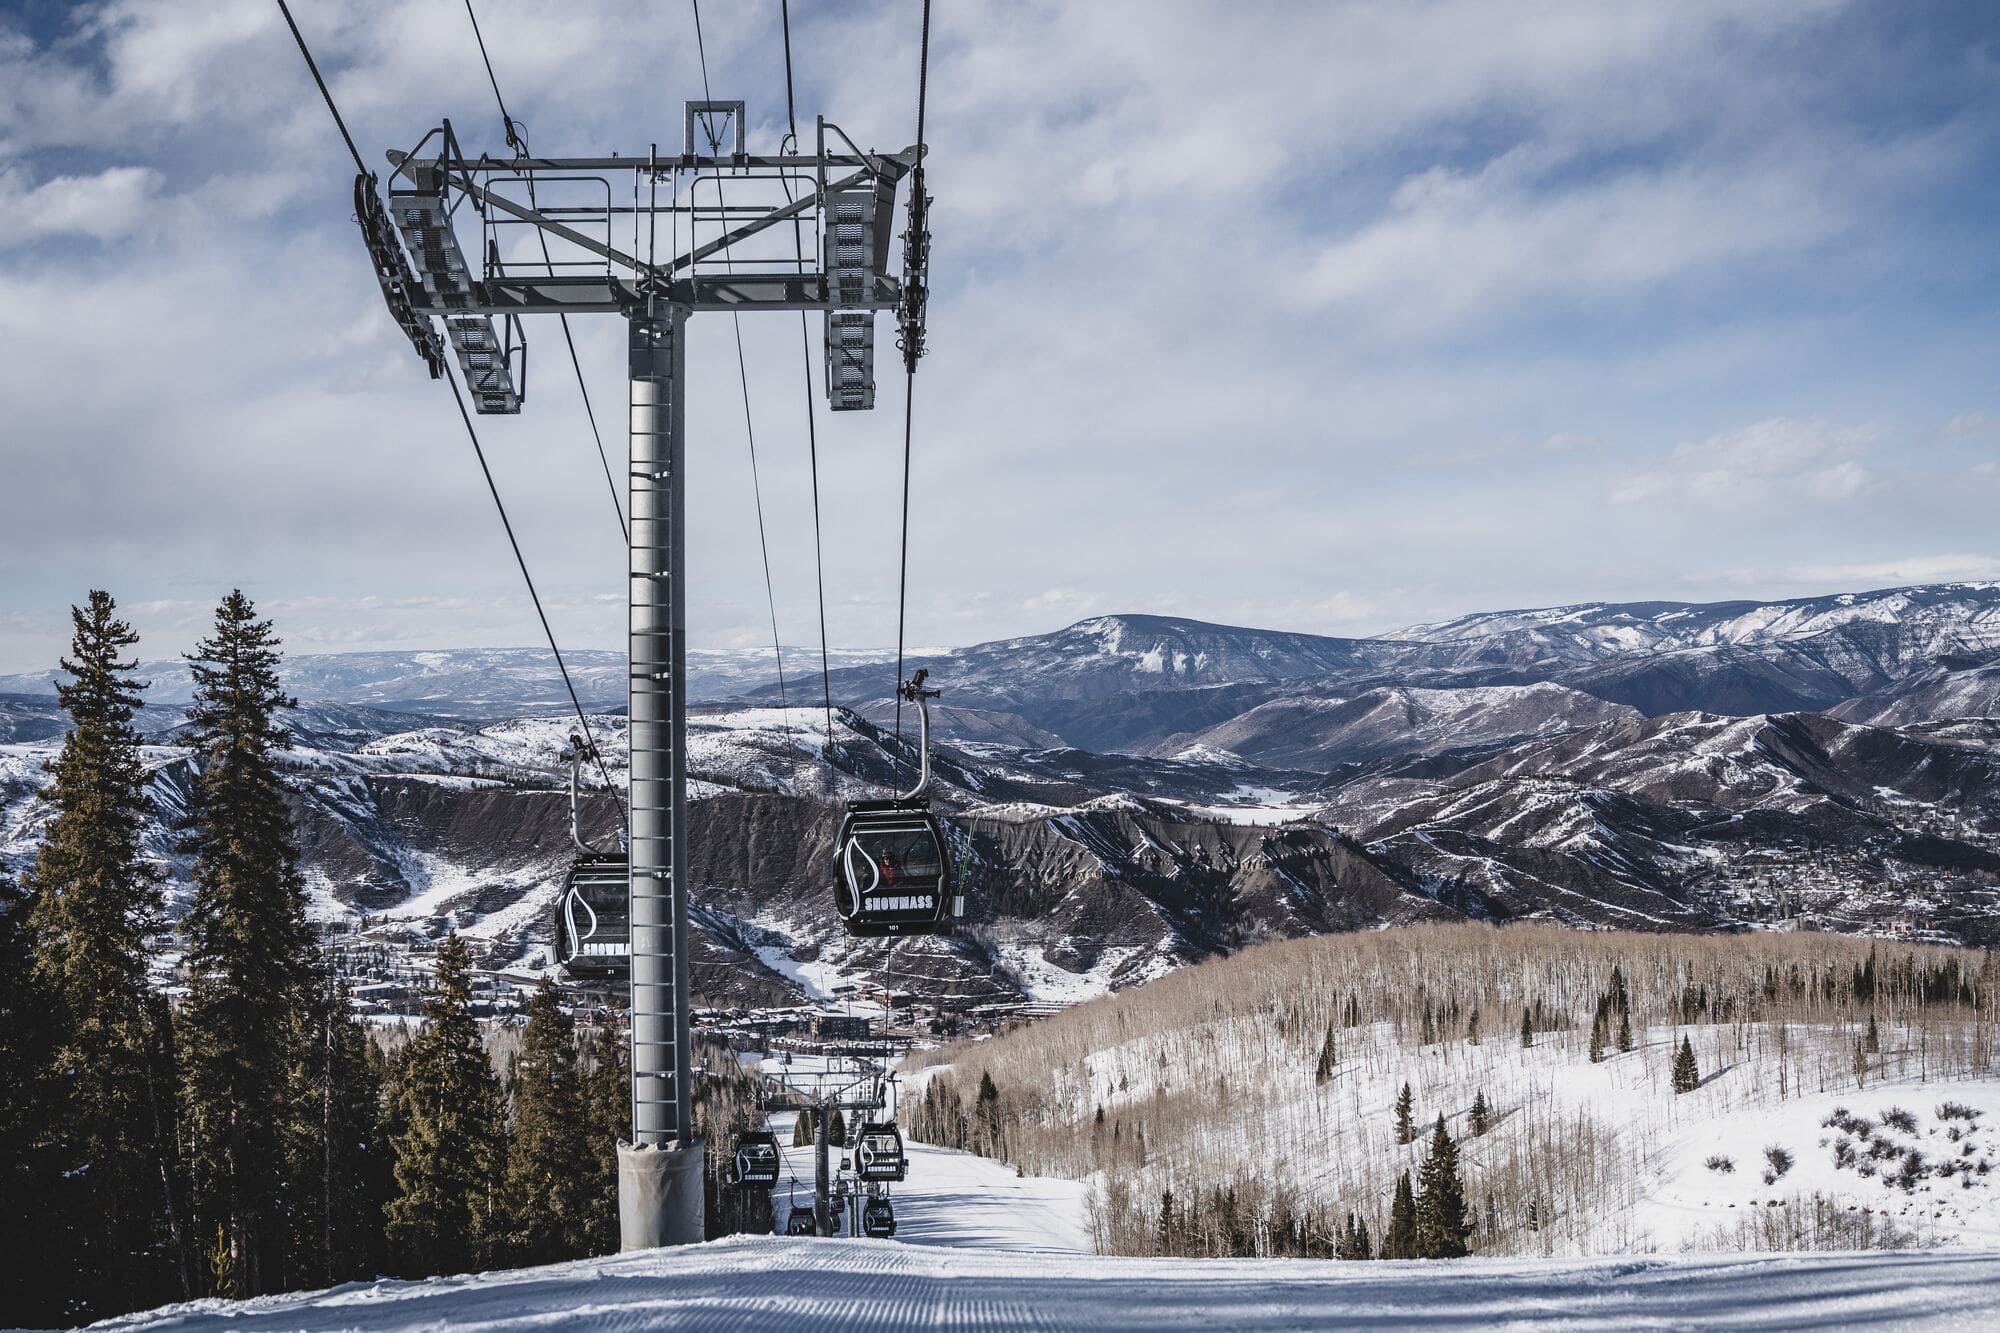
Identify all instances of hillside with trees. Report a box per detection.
[907,923,1999,1258]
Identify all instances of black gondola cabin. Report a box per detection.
[553,852,628,977]
[732,1131,781,1186]
[855,1122,908,1183]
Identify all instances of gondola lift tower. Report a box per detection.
[357,87,931,1247]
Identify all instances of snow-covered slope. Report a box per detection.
[1396,583,2000,660]
[86,1237,2000,1331]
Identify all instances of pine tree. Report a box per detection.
[1865,1013,1881,1055]
[1415,1115,1472,1258]
[0,870,61,1318]
[1394,1082,1415,1144]
[1385,1171,1417,1259]
[21,593,188,1318]
[281,973,388,1288]
[1465,1008,1480,1046]
[1616,1008,1634,1054]
[501,981,596,1266]
[1156,1187,1176,1255]
[385,933,505,1277]
[1519,1008,1533,1049]
[1608,964,1629,1015]
[1419,1006,1436,1045]
[1671,1035,1700,1094]
[176,591,316,1296]
[582,1024,628,1255]
[1588,1008,1606,1064]
[1352,1213,1373,1260]
[1315,1024,1338,1085]
[975,1070,1002,1156]
[1467,1089,1490,1137]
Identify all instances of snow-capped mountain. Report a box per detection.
[6,580,2000,1007]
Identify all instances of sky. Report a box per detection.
[1,0,1998,674]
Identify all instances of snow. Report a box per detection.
[86,1242,2000,1330]
[1634,1081,2000,1250]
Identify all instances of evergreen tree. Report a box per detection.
[1315,1023,1338,1085]
[1156,1187,1176,1255]
[793,1105,815,1149]
[1616,1008,1634,1054]
[975,1070,1002,1156]
[1418,1007,1436,1045]
[1385,1171,1417,1259]
[1467,1089,1490,1137]
[826,1106,847,1150]
[1671,1035,1700,1094]
[1393,1082,1415,1145]
[385,933,505,1277]
[0,870,61,1318]
[1608,964,1629,1014]
[581,1024,629,1256]
[501,981,595,1266]
[21,593,188,1318]
[1865,1013,1881,1055]
[1352,1213,1373,1260]
[1588,1008,1606,1063]
[1465,1008,1480,1046]
[1415,1115,1472,1258]
[176,591,317,1296]
[281,973,389,1288]
[1519,1008,1533,1049]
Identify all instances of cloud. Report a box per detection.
[0,165,159,244]
[1610,418,1878,507]
[1944,410,2000,437]
[0,0,1995,673]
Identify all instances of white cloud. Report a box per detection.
[1610,418,1878,507]
[0,165,159,244]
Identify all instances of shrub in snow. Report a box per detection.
[1892,1150,1928,1191]
[1762,1146,1794,1185]
[1705,1155,1735,1174]
[1832,1138,1856,1169]
[1882,1107,1919,1135]
[1937,1101,1980,1123]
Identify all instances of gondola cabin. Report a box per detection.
[732,1131,781,1186]
[553,852,628,977]
[861,1197,897,1238]
[854,1122,908,1183]
[834,799,962,937]
[785,1206,816,1235]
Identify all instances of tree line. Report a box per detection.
[0,592,744,1325]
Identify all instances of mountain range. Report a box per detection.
[3,581,1998,1005]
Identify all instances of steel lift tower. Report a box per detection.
[359,106,928,1248]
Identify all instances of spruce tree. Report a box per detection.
[1616,1008,1634,1054]
[1865,1013,1881,1055]
[1671,1035,1700,1094]
[1315,1024,1338,1085]
[1467,1089,1490,1137]
[177,591,317,1296]
[1415,1115,1471,1258]
[1465,1008,1480,1045]
[1519,1008,1533,1049]
[385,933,505,1277]
[582,1024,629,1255]
[1588,1008,1606,1064]
[0,870,61,1318]
[1394,1082,1415,1145]
[1353,1213,1373,1260]
[501,981,595,1266]
[22,593,188,1318]
[282,973,389,1286]
[1385,1171,1417,1259]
